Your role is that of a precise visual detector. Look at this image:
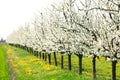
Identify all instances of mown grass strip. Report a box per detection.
[0,44,9,79]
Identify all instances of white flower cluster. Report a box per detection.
[7,0,120,61]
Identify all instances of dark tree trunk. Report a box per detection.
[37,51,39,57]
[61,54,64,69]
[26,47,28,52]
[33,51,35,56]
[39,52,41,59]
[27,47,29,52]
[92,55,96,80]
[31,49,34,55]
[28,47,30,53]
[112,60,117,80]
[34,51,36,56]
[24,46,26,51]
[78,54,83,74]
[36,51,38,58]
[30,48,32,54]
[53,52,57,66]
[42,53,45,60]
[25,46,27,51]
[26,47,28,51]
[44,53,47,61]
[68,54,72,71]
[48,54,51,65]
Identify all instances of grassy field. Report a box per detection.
[4,44,120,80]
[0,44,9,79]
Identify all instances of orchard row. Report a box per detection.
[7,0,120,80]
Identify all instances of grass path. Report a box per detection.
[0,44,9,79]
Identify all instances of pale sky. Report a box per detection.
[0,0,61,39]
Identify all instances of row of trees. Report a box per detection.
[7,0,120,80]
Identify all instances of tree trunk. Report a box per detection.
[31,49,34,55]
[78,54,83,74]
[28,47,30,53]
[30,48,32,54]
[34,51,36,56]
[42,53,45,60]
[92,55,96,80]
[25,46,27,51]
[29,47,30,53]
[112,60,117,80]
[31,48,33,54]
[39,52,41,59]
[37,51,40,58]
[61,54,64,69]
[53,52,57,66]
[31,48,33,55]
[26,46,28,52]
[36,51,38,58]
[68,54,72,71]
[45,53,47,61]
[48,54,51,65]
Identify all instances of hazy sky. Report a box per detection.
[0,0,61,39]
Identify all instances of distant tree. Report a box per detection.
[0,38,5,43]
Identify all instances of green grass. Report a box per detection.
[0,44,9,79]
[51,53,120,79]
[5,44,120,80]
[7,45,87,80]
